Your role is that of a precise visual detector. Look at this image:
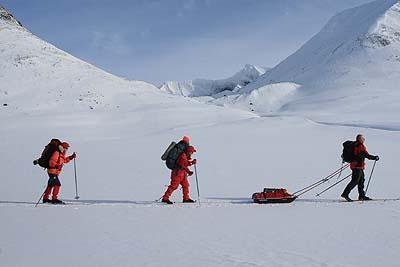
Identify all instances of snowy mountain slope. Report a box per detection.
[234,0,400,126]
[0,4,22,27]
[159,64,267,97]
[0,6,160,112]
[0,4,254,131]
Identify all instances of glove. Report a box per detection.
[187,171,194,176]
[69,152,76,160]
[191,159,197,165]
[374,155,379,161]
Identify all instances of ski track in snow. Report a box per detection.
[1,198,399,208]
[311,120,400,132]
[260,114,400,133]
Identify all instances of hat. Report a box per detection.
[182,136,190,144]
[187,146,196,154]
[61,142,70,149]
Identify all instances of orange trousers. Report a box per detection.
[163,169,190,201]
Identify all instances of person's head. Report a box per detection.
[356,134,365,144]
[186,146,196,156]
[182,136,190,144]
[59,142,70,153]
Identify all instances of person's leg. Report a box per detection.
[43,186,52,201]
[358,170,366,197]
[44,174,56,201]
[342,169,361,197]
[51,175,62,200]
[162,171,181,201]
[181,176,190,201]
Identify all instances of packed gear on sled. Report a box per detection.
[252,188,296,204]
[255,164,350,204]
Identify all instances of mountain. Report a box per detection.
[159,64,267,97]
[237,0,400,126]
[0,4,165,113]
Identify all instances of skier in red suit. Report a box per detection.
[162,145,197,204]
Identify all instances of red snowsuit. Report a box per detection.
[350,142,374,170]
[343,142,377,198]
[163,152,195,201]
[44,150,72,201]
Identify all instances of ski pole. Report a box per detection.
[194,164,201,206]
[73,158,80,200]
[35,187,46,207]
[293,163,349,196]
[155,184,169,202]
[336,161,344,181]
[293,163,349,195]
[365,160,377,194]
[316,173,352,197]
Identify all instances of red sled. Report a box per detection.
[252,188,297,204]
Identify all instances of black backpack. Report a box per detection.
[33,139,61,168]
[342,140,356,163]
[164,141,188,170]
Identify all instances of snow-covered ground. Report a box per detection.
[1,2,400,267]
[1,111,399,267]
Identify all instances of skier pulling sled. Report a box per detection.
[252,134,381,204]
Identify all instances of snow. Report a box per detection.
[159,64,267,97]
[191,0,400,129]
[1,113,400,267]
[1,2,400,267]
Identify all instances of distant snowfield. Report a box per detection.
[1,1,400,267]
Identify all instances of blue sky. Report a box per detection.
[1,0,372,85]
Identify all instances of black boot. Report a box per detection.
[341,193,353,202]
[42,198,52,204]
[52,199,65,205]
[183,199,196,203]
[162,199,173,204]
[359,195,372,201]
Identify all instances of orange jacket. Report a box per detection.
[47,150,72,175]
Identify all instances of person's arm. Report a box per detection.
[177,154,192,173]
[64,152,76,164]
[361,147,378,160]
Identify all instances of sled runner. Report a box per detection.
[252,188,297,204]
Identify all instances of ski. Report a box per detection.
[341,198,400,203]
